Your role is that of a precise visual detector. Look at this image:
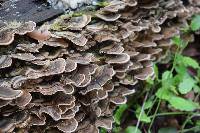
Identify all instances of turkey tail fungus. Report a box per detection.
[0,0,200,132]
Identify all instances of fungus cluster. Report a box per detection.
[0,0,199,132]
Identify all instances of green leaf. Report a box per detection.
[161,71,174,88]
[114,104,128,125]
[178,76,196,94]
[158,127,177,133]
[170,86,179,95]
[100,128,107,133]
[168,96,199,111]
[146,78,154,85]
[162,71,173,81]
[156,88,174,101]
[172,36,187,47]
[191,15,200,31]
[177,55,199,69]
[125,126,142,133]
[173,74,183,86]
[144,100,153,110]
[172,36,182,46]
[113,126,122,133]
[136,107,151,123]
[182,56,199,69]
[174,65,187,77]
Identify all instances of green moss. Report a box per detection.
[0,20,21,32]
[50,1,111,31]
[7,20,21,29]
[96,1,110,7]
[72,12,84,17]
[50,9,97,31]
[50,22,61,31]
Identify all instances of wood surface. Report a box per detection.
[0,0,63,24]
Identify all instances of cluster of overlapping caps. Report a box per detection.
[0,0,199,132]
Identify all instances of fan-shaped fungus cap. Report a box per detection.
[27,24,51,41]
[16,43,44,53]
[95,12,121,22]
[0,0,198,132]
[25,58,66,79]
[0,55,12,69]
[68,15,91,30]
[0,21,36,45]
[53,31,88,46]
[56,118,78,133]
[0,84,22,100]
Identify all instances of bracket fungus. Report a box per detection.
[0,21,36,45]
[0,0,200,133]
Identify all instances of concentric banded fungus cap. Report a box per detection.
[0,21,36,45]
[0,81,23,100]
[95,12,121,22]
[0,0,199,132]
[67,15,91,30]
[0,55,12,69]
[25,58,66,79]
[52,31,88,46]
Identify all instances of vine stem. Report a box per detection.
[178,126,200,133]
[149,112,187,118]
[135,92,149,133]
[181,113,200,133]
[147,99,161,132]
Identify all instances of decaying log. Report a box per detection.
[0,0,63,24]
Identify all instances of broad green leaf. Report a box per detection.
[156,88,174,101]
[125,126,142,133]
[158,127,177,133]
[161,71,174,88]
[113,127,122,133]
[136,107,151,123]
[114,104,128,125]
[172,36,187,47]
[100,128,107,133]
[182,56,199,69]
[170,86,179,95]
[144,100,153,110]
[162,71,173,81]
[146,78,154,85]
[174,65,187,77]
[168,96,199,111]
[172,36,182,46]
[173,74,183,86]
[191,15,200,31]
[178,76,196,94]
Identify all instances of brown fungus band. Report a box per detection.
[0,0,200,133]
